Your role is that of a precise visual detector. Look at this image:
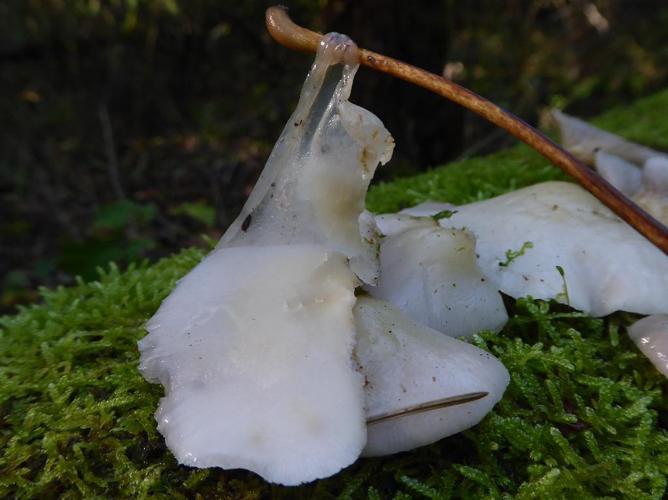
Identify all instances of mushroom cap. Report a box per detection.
[402,182,668,316]
[442,182,668,316]
[628,315,668,378]
[139,245,365,485]
[354,297,509,457]
[367,225,508,338]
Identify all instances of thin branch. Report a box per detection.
[367,392,488,425]
[265,6,668,255]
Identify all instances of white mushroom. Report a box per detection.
[373,202,458,237]
[218,33,393,285]
[549,109,665,165]
[628,315,668,378]
[392,182,668,317]
[594,151,642,197]
[373,212,436,238]
[367,225,508,338]
[354,297,509,457]
[140,246,362,484]
[550,110,668,225]
[593,152,668,226]
[139,33,394,485]
[633,156,668,226]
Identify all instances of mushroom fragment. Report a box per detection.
[139,32,394,486]
[549,109,666,165]
[628,315,668,378]
[631,157,668,226]
[550,110,668,225]
[593,152,668,226]
[374,212,436,238]
[367,225,508,338]
[644,156,668,193]
[387,182,668,317]
[140,246,363,485]
[218,33,393,285]
[354,297,509,456]
[594,151,642,197]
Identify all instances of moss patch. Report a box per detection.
[2,90,668,498]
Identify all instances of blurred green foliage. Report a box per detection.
[58,200,158,280]
[170,201,216,227]
[1,0,668,311]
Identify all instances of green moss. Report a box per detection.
[2,90,668,498]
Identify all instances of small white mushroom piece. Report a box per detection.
[400,201,458,217]
[592,152,668,226]
[643,156,668,193]
[354,297,509,457]
[400,182,668,316]
[139,32,394,486]
[367,225,508,338]
[140,245,362,484]
[372,202,458,238]
[628,315,668,378]
[549,109,666,165]
[550,110,668,225]
[373,212,436,238]
[594,151,642,197]
[634,156,668,226]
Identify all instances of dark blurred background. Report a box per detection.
[2,0,668,312]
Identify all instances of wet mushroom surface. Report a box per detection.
[376,182,668,318]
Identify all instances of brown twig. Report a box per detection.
[265,6,668,255]
[366,391,488,425]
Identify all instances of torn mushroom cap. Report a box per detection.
[139,32,394,486]
[354,297,509,457]
[366,225,508,338]
[140,245,363,485]
[395,182,668,317]
[628,315,668,378]
[373,201,458,238]
[218,32,394,285]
